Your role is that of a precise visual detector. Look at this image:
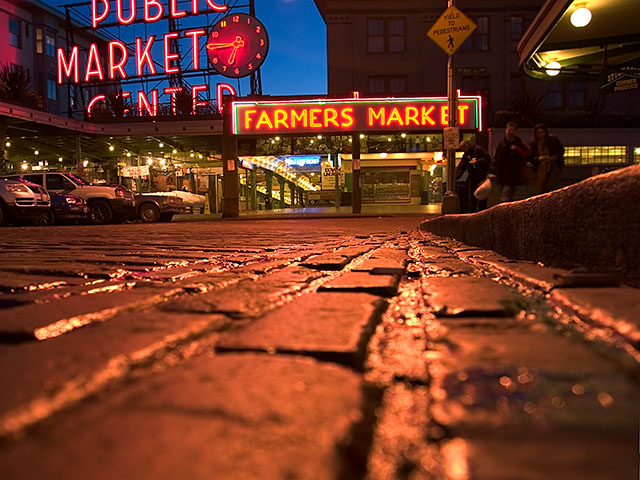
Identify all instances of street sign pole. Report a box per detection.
[442,0,458,214]
[426,1,475,215]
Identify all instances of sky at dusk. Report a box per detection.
[49,0,328,97]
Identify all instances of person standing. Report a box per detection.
[455,140,492,212]
[530,123,565,194]
[494,122,531,202]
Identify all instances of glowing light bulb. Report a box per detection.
[109,145,115,151]
[545,61,561,76]
[571,7,591,27]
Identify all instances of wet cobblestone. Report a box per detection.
[0,218,637,479]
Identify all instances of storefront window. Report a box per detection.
[564,146,627,165]
[9,17,21,48]
[367,18,405,53]
[47,79,57,100]
[510,16,523,52]
[46,35,56,57]
[36,28,43,54]
[461,17,489,52]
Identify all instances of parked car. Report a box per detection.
[0,178,51,226]
[3,172,135,225]
[135,193,185,223]
[35,192,89,226]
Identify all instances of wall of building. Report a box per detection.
[0,0,106,118]
[319,0,635,128]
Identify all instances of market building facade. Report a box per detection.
[0,0,638,218]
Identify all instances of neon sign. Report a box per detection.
[232,96,482,135]
[280,155,322,167]
[57,1,252,118]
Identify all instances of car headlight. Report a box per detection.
[5,184,30,193]
[65,197,81,205]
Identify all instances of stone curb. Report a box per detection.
[421,164,640,283]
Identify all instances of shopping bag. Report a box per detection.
[473,177,492,200]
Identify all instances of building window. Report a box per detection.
[461,75,490,107]
[545,83,563,108]
[461,16,489,52]
[567,81,585,108]
[9,17,21,48]
[47,79,57,100]
[634,147,640,163]
[368,76,406,95]
[367,18,405,53]
[509,73,524,98]
[46,35,56,57]
[564,146,627,165]
[36,28,43,54]
[510,16,524,52]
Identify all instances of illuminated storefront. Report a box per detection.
[226,94,481,210]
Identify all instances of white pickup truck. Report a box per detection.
[6,172,136,225]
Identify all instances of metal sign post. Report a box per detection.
[444,45,458,214]
[427,2,476,214]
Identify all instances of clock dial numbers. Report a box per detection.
[207,13,269,78]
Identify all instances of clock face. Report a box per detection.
[206,13,269,79]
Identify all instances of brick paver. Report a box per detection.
[0,218,636,479]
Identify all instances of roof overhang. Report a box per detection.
[519,0,640,81]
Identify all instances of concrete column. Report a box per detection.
[208,174,218,213]
[278,177,286,206]
[222,96,239,218]
[352,134,361,214]
[250,168,257,210]
[265,170,273,209]
[0,123,7,174]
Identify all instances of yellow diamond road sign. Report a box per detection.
[427,5,476,55]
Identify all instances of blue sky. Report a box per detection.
[50,0,327,97]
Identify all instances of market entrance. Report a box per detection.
[222,94,482,216]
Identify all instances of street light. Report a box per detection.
[571,6,592,28]
[545,61,561,76]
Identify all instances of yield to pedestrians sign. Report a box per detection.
[427,5,476,55]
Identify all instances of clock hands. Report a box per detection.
[206,35,245,65]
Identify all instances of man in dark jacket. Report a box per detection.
[494,122,531,202]
[456,140,492,212]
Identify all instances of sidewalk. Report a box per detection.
[174,203,443,222]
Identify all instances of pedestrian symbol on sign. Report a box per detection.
[427,5,476,55]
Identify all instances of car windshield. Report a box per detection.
[66,173,89,185]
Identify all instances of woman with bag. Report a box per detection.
[530,123,565,194]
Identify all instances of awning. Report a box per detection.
[518,0,640,82]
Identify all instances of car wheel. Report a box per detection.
[88,200,113,225]
[139,203,161,223]
[0,203,7,226]
[34,209,55,226]
[159,213,174,222]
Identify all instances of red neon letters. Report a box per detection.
[88,85,213,117]
[91,0,228,27]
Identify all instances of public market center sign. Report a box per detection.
[232,96,482,136]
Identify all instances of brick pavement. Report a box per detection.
[0,218,637,479]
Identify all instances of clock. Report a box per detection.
[206,13,269,78]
